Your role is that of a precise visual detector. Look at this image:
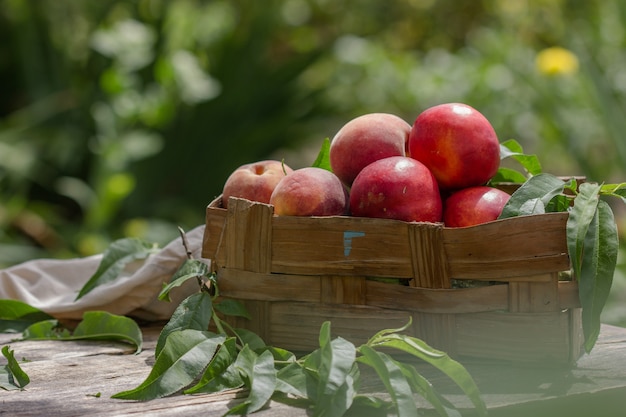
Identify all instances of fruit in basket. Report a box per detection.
[222,160,293,208]
[408,103,500,190]
[270,167,349,216]
[329,113,410,186]
[349,156,442,222]
[443,186,511,227]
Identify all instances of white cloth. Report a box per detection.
[0,225,207,321]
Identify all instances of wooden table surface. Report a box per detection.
[2,324,625,416]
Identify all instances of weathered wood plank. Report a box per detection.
[0,327,305,417]
[2,324,626,416]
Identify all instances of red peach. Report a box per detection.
[329,113,410,186]
[349,156,442,223]
[443,186,511,227]
[269,167,349,216]
[408,103,500,190]
[222,160,293,208]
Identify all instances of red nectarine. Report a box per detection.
[270,167,349,216]
[443,186,511,227]
[349,156,442,223]
[408,103,500,190]
[330,113,410,186]
[222,160,293,208]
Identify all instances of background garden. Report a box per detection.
[1,0,626,325]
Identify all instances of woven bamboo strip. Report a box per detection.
[270,215,414,277]
[225,198,273,273]
[365,280,508,313]
[454,310,580,364]
[508,273,559,313]
[408,222,450,288]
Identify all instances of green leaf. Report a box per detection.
[1,346,30,390]
[499,173,568,218]
[228,345,277,415]
[567,182,602,279]
[0,299,55,333]
[275,361,310,398]
[232,327,266,352]
[576,200,618,352]
[265,345,296,364]
[367,333,487,416]
[490,167,528,184]
[112,330,225,400]
[184,337,239,394]
[214,299,251,320]
[21,312,143,353]
[314,322,358,417]
[600,182,626,204]
[155,292,213,358]
[397,359,460,417]
[72,311,143,353]
[158,259,209,302]
[499,139,542,176]
[76,237,160,300]
[22,320,70,339]
[366,318,413,343]
[311,138,332,171]
[344,395,392,417]
[357,346,418,417]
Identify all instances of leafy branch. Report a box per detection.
[497,140,622,353]
[109,230,486,416]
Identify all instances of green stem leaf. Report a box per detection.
[1,346,30,390]
[75,237,159,301]
[499,173,568,218]
[158,259,209,302]
[367,333,487,416]
[112,329,225,400]
[499,139,542,176]
[567,182,602,279]
[22,311,143,353]
[155,292,213,358]
[311,138,332,171]
[184,337,239,394]
[0,299,55,333]
[227,345,277,415]
[357,346,419,417]
[314,322,358,417]
[577,200,618,352]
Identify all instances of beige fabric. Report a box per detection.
[0,226,206,321]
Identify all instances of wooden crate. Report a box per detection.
[202,196,583,365]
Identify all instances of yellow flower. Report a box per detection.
[535,47,579,76]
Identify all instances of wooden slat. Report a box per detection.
[558,280,581,309]
[270,215,414,277]
[408,222,450,288]
[455,310,577,364]
[508,273,559,313]
[267,302,411,351]
[202,198,228,265]
[217,268,321,302]
[225,197,274,273]
[365,280,509,313]
[412,312,458,354]
[320,275,367,305]
[443,213,569,279]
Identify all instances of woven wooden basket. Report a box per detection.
[202,195,583,365]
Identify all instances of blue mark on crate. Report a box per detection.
[343,231,366,257]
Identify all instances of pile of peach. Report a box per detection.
[221,103,511,227]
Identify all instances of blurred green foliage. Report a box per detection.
[2,1,626,323]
